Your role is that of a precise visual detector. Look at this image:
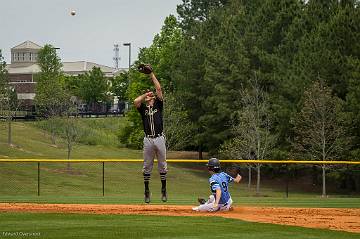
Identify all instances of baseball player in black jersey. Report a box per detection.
[134,64,167,203]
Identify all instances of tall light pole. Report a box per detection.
[123,43,131,112]
[123,43,131,70]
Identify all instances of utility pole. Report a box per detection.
[113,44,120,70]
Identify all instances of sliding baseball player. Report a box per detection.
[193,158,242,212]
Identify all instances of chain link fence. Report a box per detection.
[0,160,359,200]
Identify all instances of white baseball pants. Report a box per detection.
[192,195,233,212]
[143,136,167,174]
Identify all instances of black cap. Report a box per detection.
[206,158,220,169]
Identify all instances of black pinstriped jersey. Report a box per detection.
[137,97,163,136]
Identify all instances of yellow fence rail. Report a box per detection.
[0,159,358,197]
[0,159,359,164]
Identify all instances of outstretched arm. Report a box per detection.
[150,72,163,101]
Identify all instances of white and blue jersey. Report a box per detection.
[209,172,234,204]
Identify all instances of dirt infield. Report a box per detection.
[0,203,359,233]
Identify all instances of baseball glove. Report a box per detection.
[198,197,206,205]
[225,165,241,178]
[138,63,153,74]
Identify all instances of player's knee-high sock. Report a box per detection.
[160,172,166,190]
[143,173,151,191]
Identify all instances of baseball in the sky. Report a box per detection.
[70,10,76,16]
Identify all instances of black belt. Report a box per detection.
[146,133,163,138]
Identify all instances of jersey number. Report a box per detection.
[221,182,228,192]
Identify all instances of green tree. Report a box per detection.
[0,50,6,91]
[174,0,306,156]
[287,1,360,164]
[220,74,275,195]
[111,72,129,102]
[62,107,79,169]
[345,56,360,159]
[0,50,8,145]
[265,0,360,162]
[35,44,68,145]
[342,3,360,159]
[291,1,360,99]
[177,0,228,31]
[110,72,129,114]
[0,49,8,113]
[171,31,207,157]
[163,93,196,150]
[200,1,251,153]
[0,49,19,146]
[292,80,348,197]
[240,0,307,159]
[173,0,251,156]
[77,67,111,112]
[63,75,81,98]
[121,0,359,165]
[344,68,360,191]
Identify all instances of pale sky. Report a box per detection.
[0,0,182,68]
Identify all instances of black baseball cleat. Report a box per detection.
[144,190,150,203]
[161,188,167,202]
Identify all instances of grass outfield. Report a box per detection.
[0,119,359,238]
[0,120,359,208]
[0,212,359,239]
[1,160,359,208]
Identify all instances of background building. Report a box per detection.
[5,41,120,111]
